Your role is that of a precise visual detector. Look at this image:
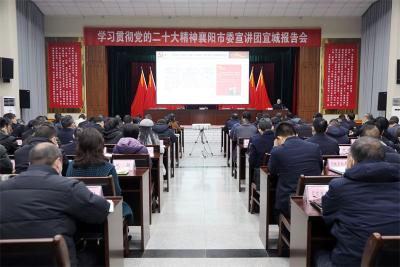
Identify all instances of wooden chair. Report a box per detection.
[249,154,270,214]
[277,174,339,256]
[0,234,70,267]
[70,176,116,196]
[361,233,400,267]
[112,153,151,168]
[104,143,116,153]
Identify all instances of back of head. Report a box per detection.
[275,122,296,138]
[29,143,62,166]
[329,119,340,127]
[338,113,346,120]
[3,113,16,121]
[75,127,105,167]
[33,124,57,139]
[361,124,381,138]
[286,112,294,119]
[105,117,119,130]
[36,115,48,124]
[389,116,399,125]
[258,118,272,132]
[122,124,140,139]
[61,115,74,129]
[54,113,62,122]
[313,112,323,120]
[275,112,282,119]
[242,111,251,121]
[375,117,389,134]
[92,116,103,124]
[27,119,40,129]
[78,113,86,120]
[144,114,152,120]
[123,115,132,124]
[231,113,239,120]
[313,118,328,134]
[350,136,385,163]
[0,117,11,129]
[365,113,374,122]
[132,117,141,124]
[347,112,355,121]
[157,119,167,124]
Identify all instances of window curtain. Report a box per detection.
[108,46,297,117]
[16,0,46,121]
[359,0,392,116]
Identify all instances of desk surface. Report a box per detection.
[291,197,322,218]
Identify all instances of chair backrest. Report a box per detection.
[361,233,400,267]
[145,144,160,153]
[112,153,151,168]
[159,137,171,147]
[261,153,271,167]
[104,143,116,153]
[296,175,340,196]
[0,234,71,267]
[238,138,250,148]
[70,176,116,196]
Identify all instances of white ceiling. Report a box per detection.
[32,0,376,17]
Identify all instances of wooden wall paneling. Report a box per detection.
[85,46,108,117]
[297,47,320,121]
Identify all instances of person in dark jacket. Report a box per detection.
[294,121,313,139]
[113,124,148,154]
[248,118,275,189]
[53,113,63,129]
[0,117,18,155]
[91,116,105,134]
[152,119,177,143]
[3,113,24,138]
[375,116,399,150]
[268,122,322,218]
[103,117,122,144]
[388,116,399,138]
[224,113,240,132]
[346,112,357,130]
[326,119,349,144]
[60,128,82,156]
[0,143,110,267]
[318,137,400,267]
[0,144,13,174]
[307,118,339,155]
[21,119,40,141]
[14,123,60,174]
[57,115,75,145]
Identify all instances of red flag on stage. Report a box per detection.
[255,69,272,110]
[144,68,156,110]
[130,68,147,117]
[248,67,256,109]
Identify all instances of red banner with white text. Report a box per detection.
[48,42,82,108]
[84,27,321,47]
[323,43,358,110]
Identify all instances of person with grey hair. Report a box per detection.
[316,137,400,267]
[248,118,275,190]
[0,143,110,266]
[138,118,159,145]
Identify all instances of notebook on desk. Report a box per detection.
[113,159,135,175]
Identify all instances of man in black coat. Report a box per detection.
[268,122,322,218]
[318,137,400,267]
[307,118,339,155]
[224,113,240,132]
[0,117,18,155]
[326,119,350,144]
[14,123,66,174]
[103,117,122,144]
[152,119,178,143]
[0,143,110,266]
[248,118,275,189]
[57,115,75,145]
[3,113,24,138]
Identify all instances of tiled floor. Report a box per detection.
[126,127,286,266]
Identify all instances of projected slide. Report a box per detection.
[156,51,249,104]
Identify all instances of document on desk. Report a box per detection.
[107,200,114,213]
[303,185,329,203]
[114,159,135,175]
[87,185,103,197]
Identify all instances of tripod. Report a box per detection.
[189,128,214,157]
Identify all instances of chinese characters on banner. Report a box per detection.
[323,43,359,110]
[48,42,82,108]
[84,27,321,47]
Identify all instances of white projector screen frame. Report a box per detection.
[156,51,249,105]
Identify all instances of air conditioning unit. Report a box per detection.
[0,96,16,116]
[392,98,400,117]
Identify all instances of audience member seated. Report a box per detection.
[375,116,399,149]
[75,113,86,126]
[152,119,178,143]
[248,118,275,189]
[53,113,63,129]
[268,122,322,218]
[3,113,24,138]
[230,111,258,141]
[166,113,182,133]
[313,112,323,120]
[21,119,40,141]
[271,112,283,126]
[326,119,350,144]
[57,115,76,145]
[66,127,133,221]
[123,114,133,124]
[346,112,357,130]
[0,143,110,266]
[307,118,339,155]
[103,117,123,144]
[138,119,160,145]
[0,144,13,174]
[0,118,18,155]
[388,116,400,139]
[224,113,240,132]
[15,123,68,175]
[273,99,286,110]
[113,124,148,154]
[317,137,400,267]
[132,116,142,124]
[293,120,313,139]
[60,128,82,156]
[91,116,105,134]
[360,124,400,163]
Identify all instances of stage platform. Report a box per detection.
[145,109,288,125]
